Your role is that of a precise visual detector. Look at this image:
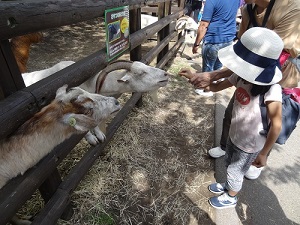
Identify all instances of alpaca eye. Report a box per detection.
[85,108,93,115]
[70,95,80,103]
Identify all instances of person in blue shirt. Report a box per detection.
[192,0,240,72]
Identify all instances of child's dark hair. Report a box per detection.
[238,77,271,96]
[250,84,271,96]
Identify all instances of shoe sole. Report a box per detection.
[244,175,260,180]
[208,154,225,158]
[208,199,237,209]
[208,186,225,194]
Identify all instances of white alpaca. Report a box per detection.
[22,60,169,145]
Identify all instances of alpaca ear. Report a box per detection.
[55,85,68,99]
[62,113,98,132]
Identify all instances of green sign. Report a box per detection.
[105,6,130,61]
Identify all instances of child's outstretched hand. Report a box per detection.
[178,68,194,80]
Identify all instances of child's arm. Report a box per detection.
[204,79,233,92]
[178,68,233,88]
[252,100,282,167]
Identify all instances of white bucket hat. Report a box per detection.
[218,27,283,85]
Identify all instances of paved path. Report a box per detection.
[175,39,299,224]
[213,88,300,225]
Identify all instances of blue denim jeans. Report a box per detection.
[201,41,233,72]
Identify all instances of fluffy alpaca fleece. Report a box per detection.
[0,85,121,189]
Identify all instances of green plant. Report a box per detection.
[88,212,115,225]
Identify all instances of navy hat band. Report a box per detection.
[233,41,281,83]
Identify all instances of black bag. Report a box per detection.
[259,92,300,144]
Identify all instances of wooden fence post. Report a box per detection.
[38,170,74,220]
[129,8,142,61]
[157,1,172,64]
[129,7,143,107]
[0,40,25,98]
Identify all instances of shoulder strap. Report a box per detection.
[259,94,269,135]
[262,0,275,27]
[247,4,258,29]
[247,0,275,29]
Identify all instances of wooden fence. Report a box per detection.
[0,0,186,224]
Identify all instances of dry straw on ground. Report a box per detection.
[58,66,215,225]
[16,18,217,225]
[17,63,216,225]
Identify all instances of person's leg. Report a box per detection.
[208,139,234,194]
[208,95,234,158]
[185,1,193,17]
[213,41,233,70]
[220,95,234,149]
[194,43,215,96]
[202,43,218,72]
[193,9,200,23]
[208,139,245,208]
[193,1,203,11]
[214,57,223,71]
[203,41,232,71]
[209,139,260,209]
[225,139,259,193]
[208,137,231,194]
[192,1,202,23]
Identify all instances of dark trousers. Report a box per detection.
[185,0,202,23]
[220,93,234,150]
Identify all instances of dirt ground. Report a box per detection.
[17,18,218,225]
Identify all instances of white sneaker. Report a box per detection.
[208,147,226,158]
[195,89,214,97]
[245,165,264,180]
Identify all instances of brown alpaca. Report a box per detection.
[10,32,43,73]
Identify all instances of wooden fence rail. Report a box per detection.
[0,0,168,40]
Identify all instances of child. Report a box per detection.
[203,27,283,208]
